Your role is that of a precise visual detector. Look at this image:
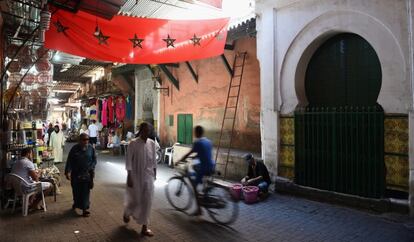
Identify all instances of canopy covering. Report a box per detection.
[45,10,229,64]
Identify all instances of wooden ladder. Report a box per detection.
[215,52,247,178]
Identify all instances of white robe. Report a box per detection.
[124,138,156,225]
[50,131,65,163]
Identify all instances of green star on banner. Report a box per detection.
[163,35,176,48]
[190,34,201,46]
[129,34,144,49]
[94,29,110,45]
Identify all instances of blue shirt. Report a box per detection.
[192,137,214,170]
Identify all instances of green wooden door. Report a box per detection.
[177,115,185,144]
[177,114,193,144]
[305,34,382,106]
[295,33,385,198]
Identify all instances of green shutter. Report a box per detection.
[177,114,186,144]
[185,114,193,144]
[177,114,193,144]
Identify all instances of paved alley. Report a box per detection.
[1,149,413,242]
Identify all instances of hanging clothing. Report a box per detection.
[89,98,96,106]
[98,99,102,123]
[126,96,133,120]
[102,99,108,126]
[96,99,100,123]
[108,97,114,124]
[89,105,97,121]
[116,96,126,122]
[124,138,156,225]
[50,130,65,163]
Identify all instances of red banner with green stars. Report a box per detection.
[45,10,229,64]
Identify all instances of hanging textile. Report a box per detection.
[126,96,133,120]
[102,99,108,126]
[89,104,97,121]
[116,96,126,122]
[45,9,229,64]
[98,99,102,123]
[108,96,114,124]
[96,99,100,123]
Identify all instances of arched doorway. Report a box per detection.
[294,33,386,198]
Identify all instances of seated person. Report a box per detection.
[241,153,271,195]
[11,148,52,210]
[126,131,134,141]
[107,131,121,148]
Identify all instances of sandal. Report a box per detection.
[82,210,90,217]
[141,229,154,237]
[123,214,130,223]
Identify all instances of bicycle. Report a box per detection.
[165,160,239,225]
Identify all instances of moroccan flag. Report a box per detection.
[45,10,229,64]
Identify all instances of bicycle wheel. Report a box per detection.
[156,149,163,164]
[205,186,239,225]
[165,176,193,211]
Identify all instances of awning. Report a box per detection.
[45,9,229,64]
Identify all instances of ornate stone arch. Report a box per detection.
[279,10,407,114]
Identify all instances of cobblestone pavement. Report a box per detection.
[1,147,414,242]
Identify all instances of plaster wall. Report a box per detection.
[158,37,261,152]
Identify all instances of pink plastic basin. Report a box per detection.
[230,184,243,200]
[242,186,259,204]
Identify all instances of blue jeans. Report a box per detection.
[257,181,269,192]
[192,164,214,185]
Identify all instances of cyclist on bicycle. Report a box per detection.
[180,125,215,215]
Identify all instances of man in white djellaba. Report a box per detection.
[50,124,65,163]
[123,122,156,237]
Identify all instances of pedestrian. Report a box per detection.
[65,133,97,217]
[49,125,65,163]
[123,122,156,237]
[46,123,54,146]
[88,120,98,149]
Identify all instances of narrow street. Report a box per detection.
[1,146,413,242]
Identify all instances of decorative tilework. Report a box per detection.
[385,155,409,192]
[278,166,295,180]
[384,117,408,155]
[277,115,410,193]
[279,117,295,180]
[280,117,295,145]
[280,146,295,167]
[384,116,408,192]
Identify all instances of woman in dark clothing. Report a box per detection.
[47,123,54,146]
[65,133,97,217]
